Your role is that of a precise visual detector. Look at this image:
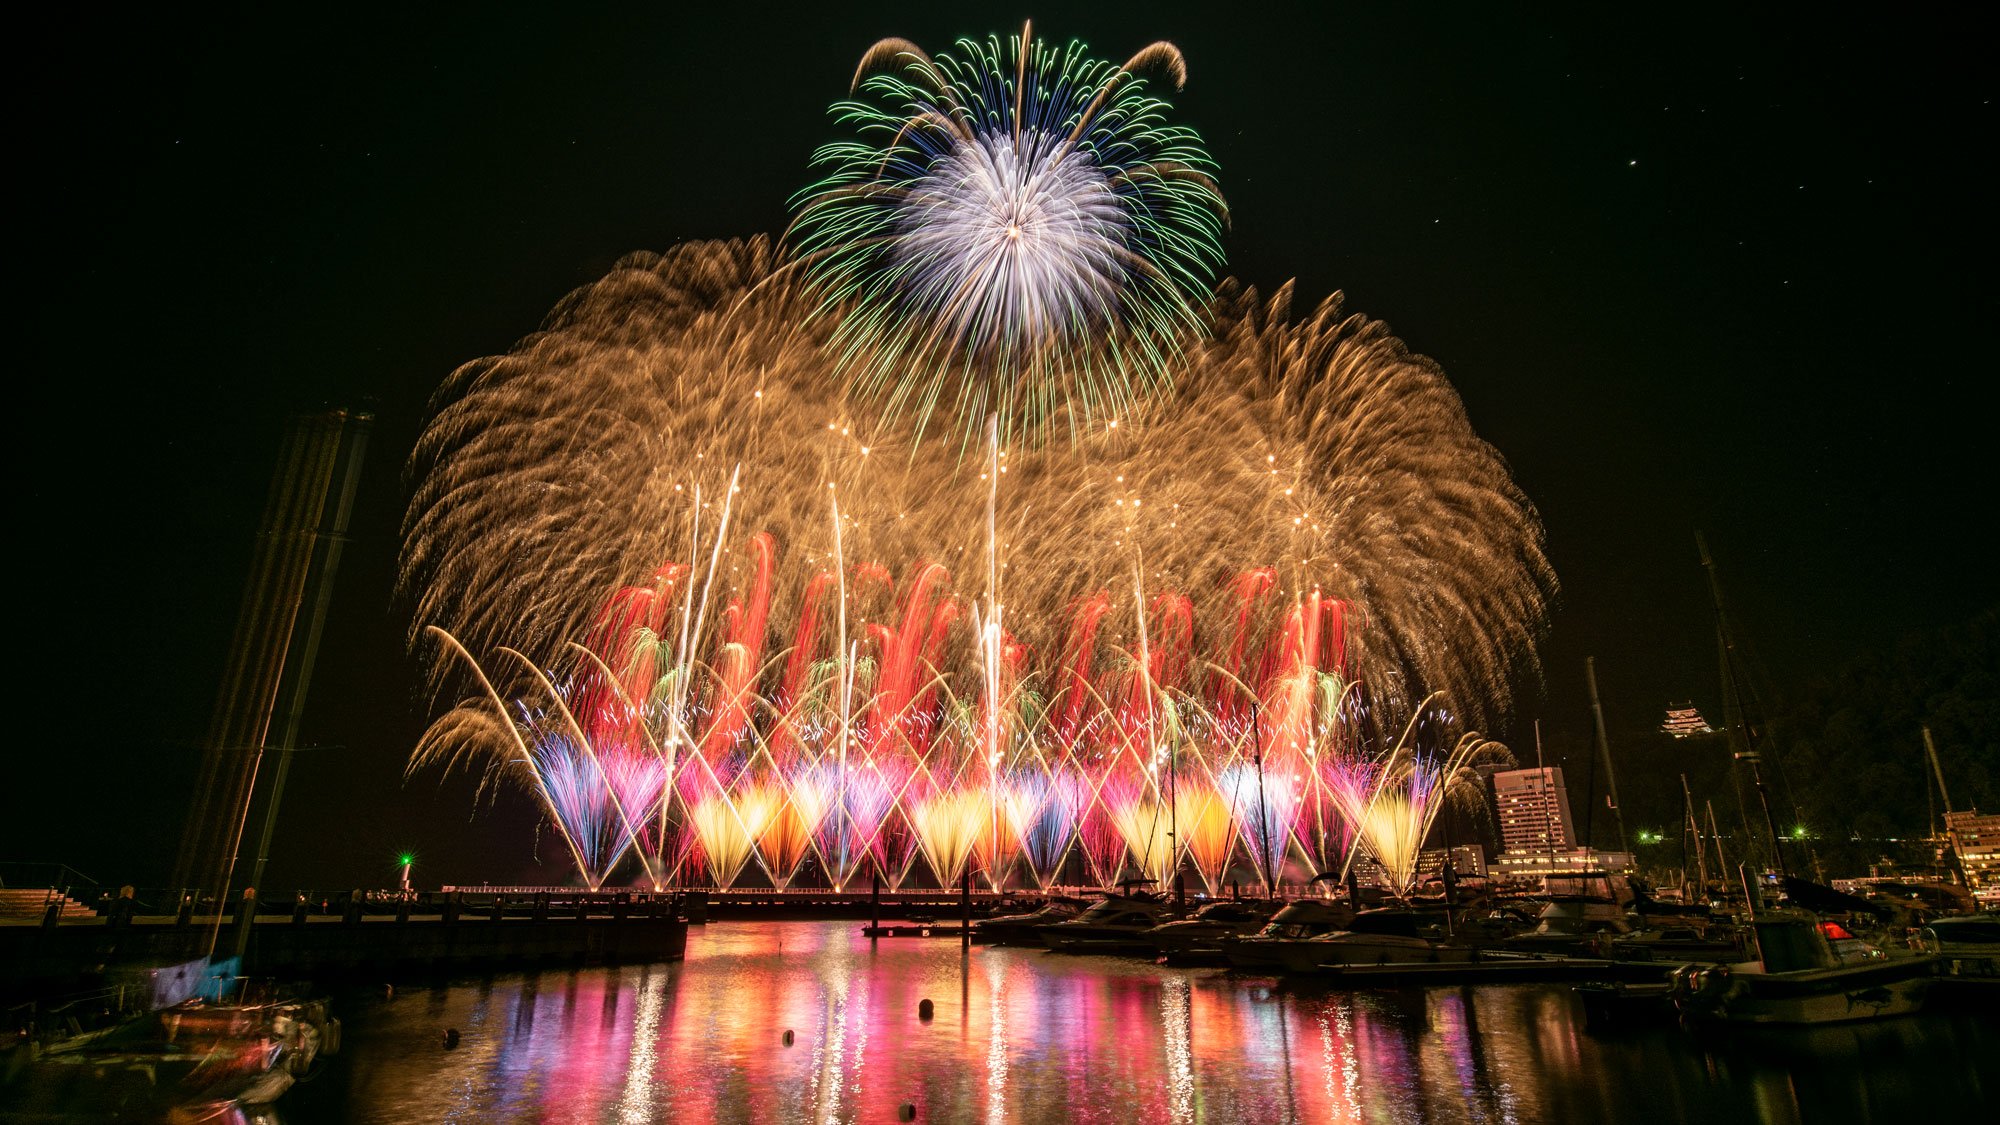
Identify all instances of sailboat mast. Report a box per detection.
[1681,774,1707,894]
[1705,800,1729,893]
[1585,657,1628,854]
[1922,726,1954,814]
[1697,531,1788,878]
[1533,721,1559,879]
[1252,695,1275,897]
[1923,726,1975,887]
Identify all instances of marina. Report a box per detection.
[12,5,1993,1122]
[6,875,1993,1120]
[276,919,1994,1124]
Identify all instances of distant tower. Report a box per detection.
[1662,703,1716,739]
[171,407,372,901]
[1492,767,1576,854]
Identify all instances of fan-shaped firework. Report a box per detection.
[403,237,1551,889]
[791,23,1226,450]
[405,239,1547,728]
[400,26,1553,891]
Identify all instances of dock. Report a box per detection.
[1,890,691,1000]
[859,924,971,938]
[1292,955,1671,986]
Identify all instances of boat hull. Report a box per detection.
[1684,957,1938,1025]
[1285,937,1476,974]
[1229,934,1475,974]
[1039,924,1166,955]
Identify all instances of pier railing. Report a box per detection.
[4,882,1339,929]
[2,888,698,996]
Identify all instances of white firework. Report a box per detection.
[895,130,1126,364]
[791,25,1228,448]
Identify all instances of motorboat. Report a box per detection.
[973,898,1086,944]
[1913,913,2000,964]
[1143,900,1280,963]
[1263,907,1475,974]
[1913,913,2000,1009]
[1220,899,1356,971]
[1502,897,1636,956]
[1670,914,1937,1025]
[1037,895,1177,955]
[1573,980,1677,1030]
[1609,922,1746,963]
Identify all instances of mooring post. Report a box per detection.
[871,872,881,936]
[960,869,971,949]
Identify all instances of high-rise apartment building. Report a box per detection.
[1944,810,2000,905]
[1492,767,1576,855]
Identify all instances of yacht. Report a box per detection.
[973,897,1085,944]
[1037,895,1177,955]
[1501,896,1635,956]
[1914,913,2000,1009]
[1220,899,1356,971]
[1144,900,1279,963]
[1609,921,1746,963]
[1262,907,1474,974]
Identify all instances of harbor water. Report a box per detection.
[289,920,1994,1123]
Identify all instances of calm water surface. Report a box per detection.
[292,920,1993,1123]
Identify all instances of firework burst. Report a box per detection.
[401,26,1554,891]
[791,23,1226,450]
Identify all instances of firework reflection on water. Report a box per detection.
[290,921,1998,1125]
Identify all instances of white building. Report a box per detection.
[1493,767,1576,854]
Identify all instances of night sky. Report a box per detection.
[17,6,1993,890]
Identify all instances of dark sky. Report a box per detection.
[16,5,1993,890]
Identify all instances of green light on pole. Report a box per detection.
[400,853,413,893]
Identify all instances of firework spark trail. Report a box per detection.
[401,243,1550,888]
[1008,771,1082,888]
[1330,721,1510,894]
[402,27,1551,891]
[1174,782,1236,894]
[406,236,1549,725]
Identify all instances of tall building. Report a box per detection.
[1661,703,1715,738]
[1944,809,2000,906]
[1492,767,1576,855]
